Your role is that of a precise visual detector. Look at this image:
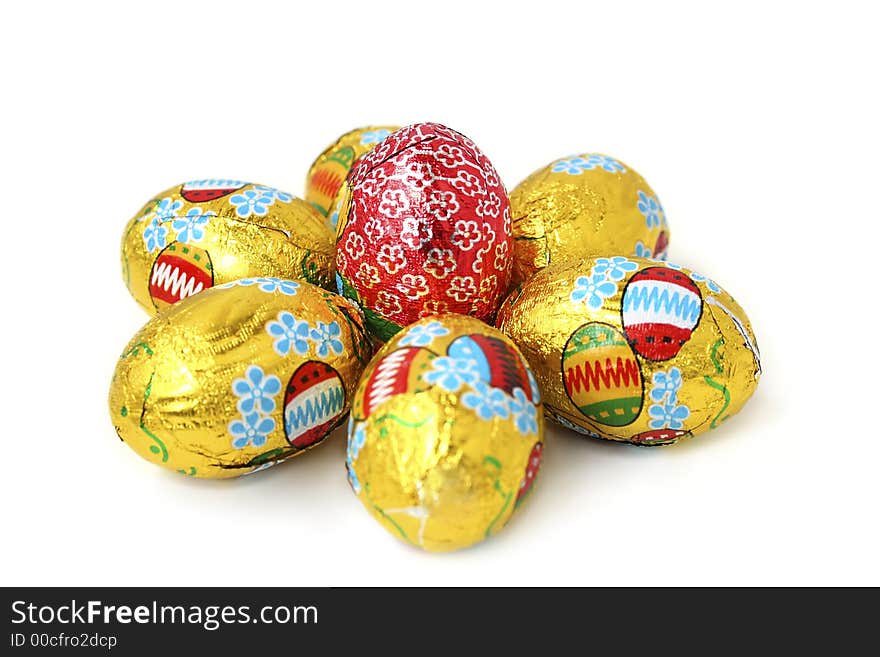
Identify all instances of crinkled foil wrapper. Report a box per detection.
[121,181,335,314]
[497,257,761,446]
[509,154,669,287]
[304,125,400,225]
[109,281,372,478]
[346,314,544,551]
[335,122,513,343]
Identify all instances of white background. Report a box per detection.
[1,1,877,586]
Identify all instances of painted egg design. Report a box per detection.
[516,442,543,504]
[179,178,246,203]
[148,242,214,308]
[355,347,437,418]
[621,266,702,361]
[562,323,643,427]
[284,361,346,449]
[335,122,513,342]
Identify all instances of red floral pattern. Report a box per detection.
[336,123,512,336]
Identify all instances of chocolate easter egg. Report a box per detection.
[305,125,400,227]
[497,256,760,446]
[109,279,372,478]
[347,314,543,552]
[121,181,335,314]
[335,123,513,342]
[509,154,669,286]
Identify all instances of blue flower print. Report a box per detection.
[508,388,539,435]
[330,197,343,231]
[152,197,184,224]
[215,278,257,290]
[527,368,541,405]
[461,382,512,421]
[253,185,293,204]
[229,412,276,449]
[172,208,214,243]
[637,190,662,229]
[335,273,344,295]
[346,461,361,493]
[310,321,344,357]
[142,218,168,253]
[634,240,653,258]
[551,154,626,175]
[399,321,449,347]
[570,273,617,309]
[256,277,300,295]
[584,154,626,173]
[649,403,691,430]
[360,129,392,145]
[346,418,367,493]
[347,418,367,461]
[691,272,722,293]
[551,156,592,175]
[423,356,479,392]
[266,311,311,356]
[592,256,638,282]
[650,367,683,404]
[232,365,282,414]
[229,188,274,218]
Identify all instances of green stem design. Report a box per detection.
[249,448,287,466]
[121,342,154,359]
[374,414,435,429]
[139,373,168,462]
[703,338,731,429]
[372,503,414,545]
[177,467,196,476]
[483,456,512,538]
[485,481,513,539]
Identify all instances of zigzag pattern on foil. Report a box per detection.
[285,386,344,434]
[565,357,641,393]
[183,178,247,188]
[150,260,204,301]
[311,168,344,200]
[366,349,413,414]
[623,283,701,323]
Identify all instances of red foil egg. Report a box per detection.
[335,123,512,341]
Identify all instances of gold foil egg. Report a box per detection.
[304,126,399,227]
[109,279,372,478]
[121,180,335,314]
[346,314,544,552]
[509,154,669,286]
[497,256,761,446]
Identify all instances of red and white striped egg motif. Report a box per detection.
[357,346,436,418]
[621,266,703,361]
[283,361,346,449]
[336,123,512,341]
